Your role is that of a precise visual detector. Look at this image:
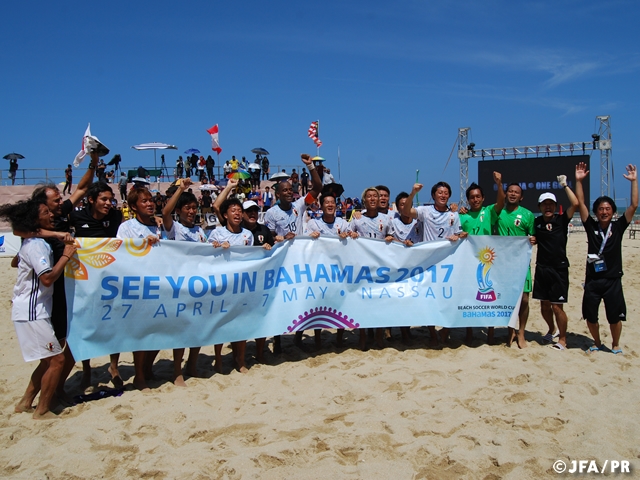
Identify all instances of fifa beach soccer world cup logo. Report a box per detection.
[476,246,497,302]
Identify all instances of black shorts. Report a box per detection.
[582,277,627,325]
[532,265,569,303]
[51,281,68,340]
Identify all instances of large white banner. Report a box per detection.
[65,236,531,360]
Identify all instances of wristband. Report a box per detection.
[308,163,315,171]
[62,254,70,260]
[88,165,95,170]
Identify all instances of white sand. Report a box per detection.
[1,232,639,479]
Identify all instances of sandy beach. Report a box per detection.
[1,232,639,479]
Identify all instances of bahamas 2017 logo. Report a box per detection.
[476,246,496,302]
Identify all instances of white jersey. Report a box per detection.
[208,227,253,246]
[12,238,54,322]
[416,205,461,242]
[264,197,308,236]
[305,217,351,236]
[391,216,423,244]
[117,218,164,239]
[350,213,394,239]
[166,221,208,243]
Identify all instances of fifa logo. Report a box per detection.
[476,247,497,302]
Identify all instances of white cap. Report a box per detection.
[243,200,259,210]
[538,192,557,204]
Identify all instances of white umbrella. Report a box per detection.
[132,142,178,169]
[248,163,261,169]
[199,184,216,191]
[269,172,289,181]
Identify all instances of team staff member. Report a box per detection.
[497,183,536,349]
[532,174,579,351]
[575,162,637,354]
[70,182,123,388]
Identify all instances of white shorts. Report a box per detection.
[13,318,63,362]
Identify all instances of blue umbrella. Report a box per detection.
[184,148,200,155]
[251,147,269,155]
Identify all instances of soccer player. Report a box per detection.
[216,180,276,350]
[532,175,579,351]
[209,198,264,373]
[15,151,99,400]
[306,194,355,347]
[376,185,392,215]
[264,154,322,350]
[161,177,207,385]
[400,181,467,345]
[70,182,123,388]
[0,200,77,419]
[117,187,162,390]
[390,191,423,344]
[576,162,638,354]
[497,183,536,348]
[350,187,395,349]
[459,171,504,344]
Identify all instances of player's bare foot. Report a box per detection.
[173,375,187,387]
[237,365,249,374]
[15,401,34,413]
[33,410,58,420]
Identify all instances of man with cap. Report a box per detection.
[532,176,579,350]
[242,198,275,361]
[576,162,638,354]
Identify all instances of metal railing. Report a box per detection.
[1,164,303,186]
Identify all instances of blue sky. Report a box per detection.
[2,0,639,204]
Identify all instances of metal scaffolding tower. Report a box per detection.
[457,128,471,206]
[457,116,611,204]
[595,116,612,197]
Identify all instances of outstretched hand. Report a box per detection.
[575,162,589,181]
[623,164,637,182]
[412,183,423,195]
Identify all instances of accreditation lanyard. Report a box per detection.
[597,223,612,256]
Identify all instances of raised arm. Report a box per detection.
[575,162,590,222]
[162,178,192,231]
[69,151,99,206]
[301,154,322,199]
[493,171,505,215]
[557,174,579,218]
[623,164,638,223]
[400,184,422,220]
[213,179,238,220]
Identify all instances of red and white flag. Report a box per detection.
[308,121,322,147]
[207,124,222,154]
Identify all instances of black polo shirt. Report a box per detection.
[534,211,570,268]
[583,215,629,279]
